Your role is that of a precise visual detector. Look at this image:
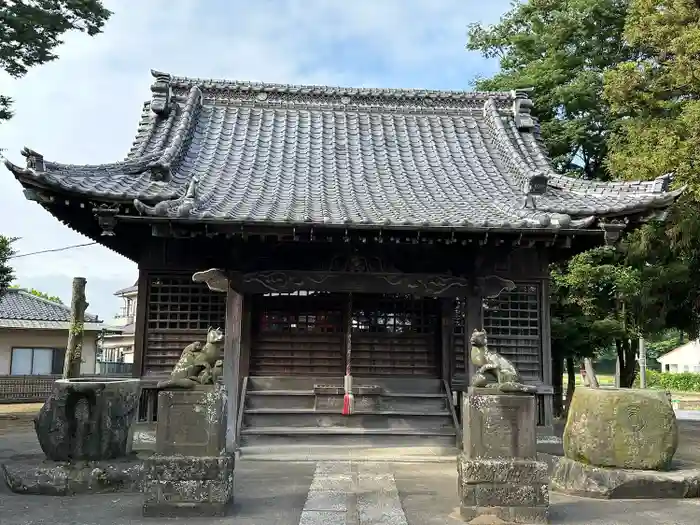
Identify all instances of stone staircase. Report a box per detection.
[237,376,459,462]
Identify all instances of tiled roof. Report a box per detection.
[114,282,138,296]
[4,71,683,231]
[0,289,100,324]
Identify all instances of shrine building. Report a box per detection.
[4,71,680,458]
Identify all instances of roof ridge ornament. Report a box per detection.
[511,88,535,130]
[521,171,549,209]
[150,69,173,117]
[21,147,45,172]
[133,176,199,218]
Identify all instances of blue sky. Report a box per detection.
[0,0,512,320]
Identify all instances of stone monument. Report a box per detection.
[142,328,234,518]
[2,377,143,495]
[551,387,698,499]
[458,329,549,524]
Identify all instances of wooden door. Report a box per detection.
[350,294,440,377]
[249,292,345,376]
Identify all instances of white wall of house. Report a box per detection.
[0,328,99,376]
[658,340,700,373]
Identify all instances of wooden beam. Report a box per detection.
[63,277,88,379]
[229,270,514,298]
[224,288,244,454]
[132,268,150,378]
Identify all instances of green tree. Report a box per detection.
[0,236,16,295]
[467,0,636,180]
[10,285,63,304]
[603,0,700,339]
[0,0,112,122]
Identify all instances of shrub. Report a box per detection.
[635,371,700,392]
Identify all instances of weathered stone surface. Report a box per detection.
[551,457,700,499]
[459,390,549,523]
[459,456,549,485]
[1,458,143,495]
[463,389,537,460]
[155,384,226,457]
[564,388,678,470]
[142,454,234,517]
[460,504,549,524]
[34,378,140,461]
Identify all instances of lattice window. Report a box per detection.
[147,275,226,331]
[453,297,467,373]
[352,294,438,334]
[143,274,227,376]
[257,293,343,334]
[482,283,541,382]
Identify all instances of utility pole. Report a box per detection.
[62,277,88,379]
[639,336,647,389]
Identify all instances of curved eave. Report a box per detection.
[4,159,179,202]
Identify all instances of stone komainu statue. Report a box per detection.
[469,328,536,394]
[157,327,225,389]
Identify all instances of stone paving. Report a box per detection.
[2,456,700,524]
[3,421,700,524]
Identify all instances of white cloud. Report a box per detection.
[0,0,510,318]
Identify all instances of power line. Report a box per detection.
[9,242,98,260]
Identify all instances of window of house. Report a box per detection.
[11,348,65,375]
[684,365,690,372]
[693,365,700,373]
[665,364,670,372]
[669,364,679,372]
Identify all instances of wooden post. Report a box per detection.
[224,288,243,454]
[63,277,88,379]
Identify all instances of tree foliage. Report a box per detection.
[468,0,700,392]
[10,285,63,304]
[0,236,16,295]
[467,0,634,180]
[0,0,112,122]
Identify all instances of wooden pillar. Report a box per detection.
[440,298,453,384]
[540,277,554,430]
[224,288,244,454]
[132,268,150,378]
[465,295,482,385]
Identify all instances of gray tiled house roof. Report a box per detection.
[0,289,102,330]
[4,71,683,231]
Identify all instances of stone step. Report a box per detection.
[239,426,457,448]
[237,444,459,462]
[242,408,454,430]
[246,376,443,394]
[245,391,449,412]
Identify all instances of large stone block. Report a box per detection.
[462,388,537,460]
[155,385,226,457]
[551,457,700,499]
[34,378,140,461]
[564,387,678,470]
[142,455,234,517]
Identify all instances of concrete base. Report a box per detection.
[142,455,234,517]
[458,456,549,524]
[1,457,143,495]
[551,457,700,499]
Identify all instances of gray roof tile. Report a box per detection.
[0,289,99,323]
[4,71,682,231]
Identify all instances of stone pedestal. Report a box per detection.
[155,385,226,456]
[142,455,234,517]
[142,384,233,517]
[458,388,549,523]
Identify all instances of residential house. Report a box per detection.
[0,288,102,402]
[100,282,138,367]
[658,340,700,373]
